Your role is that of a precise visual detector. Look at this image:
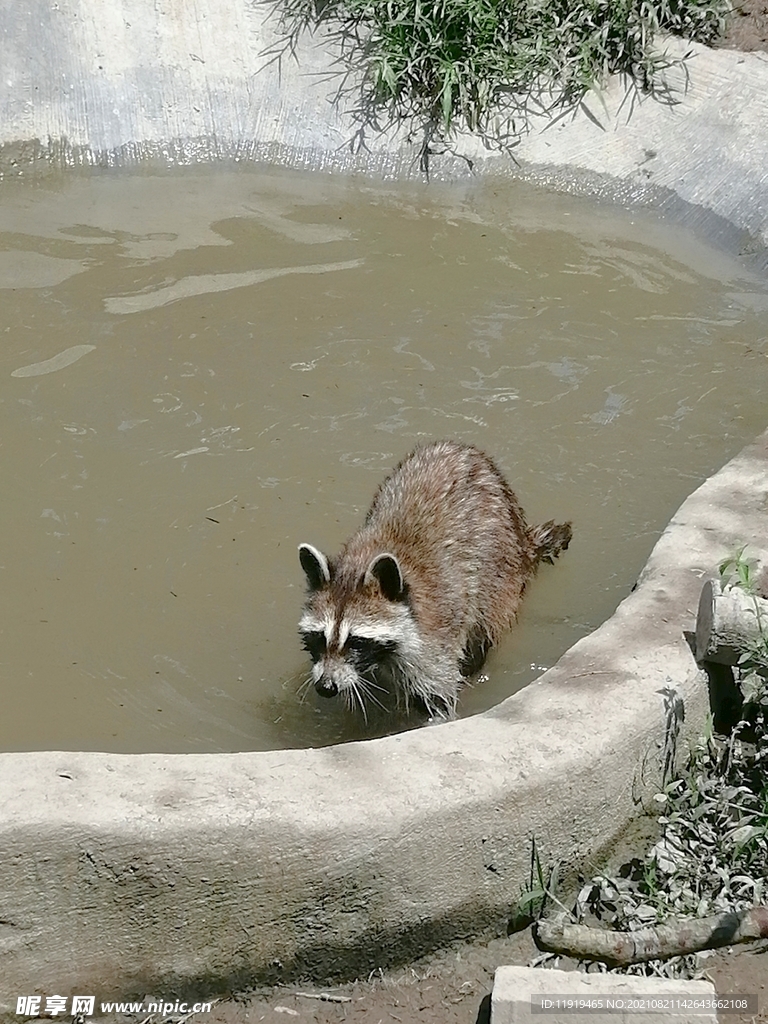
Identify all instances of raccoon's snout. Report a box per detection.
[315,678,338,698]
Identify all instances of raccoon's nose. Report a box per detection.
[315,678,338,698]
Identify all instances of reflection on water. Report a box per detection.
[0,165,766,753]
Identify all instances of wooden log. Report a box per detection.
[533,906,768,966]
[695,578,768,666]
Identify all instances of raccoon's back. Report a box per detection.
[347,441,536,637]
[365,441,527,548]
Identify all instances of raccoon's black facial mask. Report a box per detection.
[344,635,398,672]
[300,630,326,662]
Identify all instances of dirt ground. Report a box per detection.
[102,10,768,1024]
[198,936,768,1024]
[719,0,768,50]
[109,926,767,1024]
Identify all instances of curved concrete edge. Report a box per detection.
[1,429,766,1003]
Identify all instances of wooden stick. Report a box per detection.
[534,906,768,966]
[294,992,353,1003]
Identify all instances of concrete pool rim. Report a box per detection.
[2,0,768,1003]
[1,428,767,1003]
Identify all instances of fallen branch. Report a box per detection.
[533,906,768,966]
[294,992,352,1003]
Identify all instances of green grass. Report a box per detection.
[568,549,768,977]
[263,0,732,146]
[521,548,767,978]
[572,716,768,978]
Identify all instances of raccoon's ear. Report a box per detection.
[299,543,331,591]
[365,553,406,602]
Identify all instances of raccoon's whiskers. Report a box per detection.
[357,677,387,713]
[346,679,369,722]
[295,674,315,704]
[345,675,387,722]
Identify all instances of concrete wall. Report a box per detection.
[1,0,768,1006]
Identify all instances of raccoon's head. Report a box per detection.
[297,542,418,712]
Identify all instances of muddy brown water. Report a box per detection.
[0,165,766,753]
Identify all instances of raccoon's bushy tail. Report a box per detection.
[529,520,572,566]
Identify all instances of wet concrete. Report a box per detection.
[2,3,768,261]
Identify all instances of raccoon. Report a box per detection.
[298,440,571,720]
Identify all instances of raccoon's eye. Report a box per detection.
[345,636,397,663]
[301,630,326,660]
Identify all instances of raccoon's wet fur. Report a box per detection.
[298,440,571,720]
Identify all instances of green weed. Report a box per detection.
[719,546,759,594]
[719,547,768,713]
[566,549,768,977]
[511,837,563,931]
[262,0,732,151]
